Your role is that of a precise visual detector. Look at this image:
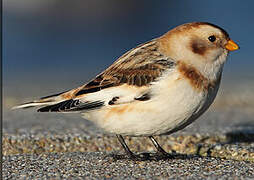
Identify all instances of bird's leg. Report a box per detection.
[116,134,136,158]
[149,136,168,155]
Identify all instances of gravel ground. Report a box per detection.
[3,133,254,161]
[3,152,254,179]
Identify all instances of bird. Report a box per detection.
[13,22,239,160]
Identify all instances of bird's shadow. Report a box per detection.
[108,151,200,161]
[225,122,254,144]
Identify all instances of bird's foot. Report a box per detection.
[110,151,175,161]
[110,152,152,161]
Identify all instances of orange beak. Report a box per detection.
[225,39,239,51]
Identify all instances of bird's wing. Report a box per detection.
[14,39,176,112]
[75,40,175,97]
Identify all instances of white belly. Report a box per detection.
[82,73,220,136]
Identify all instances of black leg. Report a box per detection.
[114,135,172,160]
[149,136,168,155]
[116,134,135,158]
[115,135,152,160]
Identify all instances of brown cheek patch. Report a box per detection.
[178,62,216,92]
[191,40,207,56]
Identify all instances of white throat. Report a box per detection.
[193,49,228,81]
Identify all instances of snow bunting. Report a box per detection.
[13,22,239,159]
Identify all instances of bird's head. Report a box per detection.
[159,22,239,79]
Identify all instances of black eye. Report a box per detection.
[208,35,216,42]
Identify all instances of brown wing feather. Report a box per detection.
[75,40,175,97]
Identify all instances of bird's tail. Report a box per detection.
[12,91,68,110]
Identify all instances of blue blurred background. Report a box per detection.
[3,0,254,107]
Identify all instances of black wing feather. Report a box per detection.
[37,99,104,112]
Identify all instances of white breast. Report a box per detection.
[82,69,220,136]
